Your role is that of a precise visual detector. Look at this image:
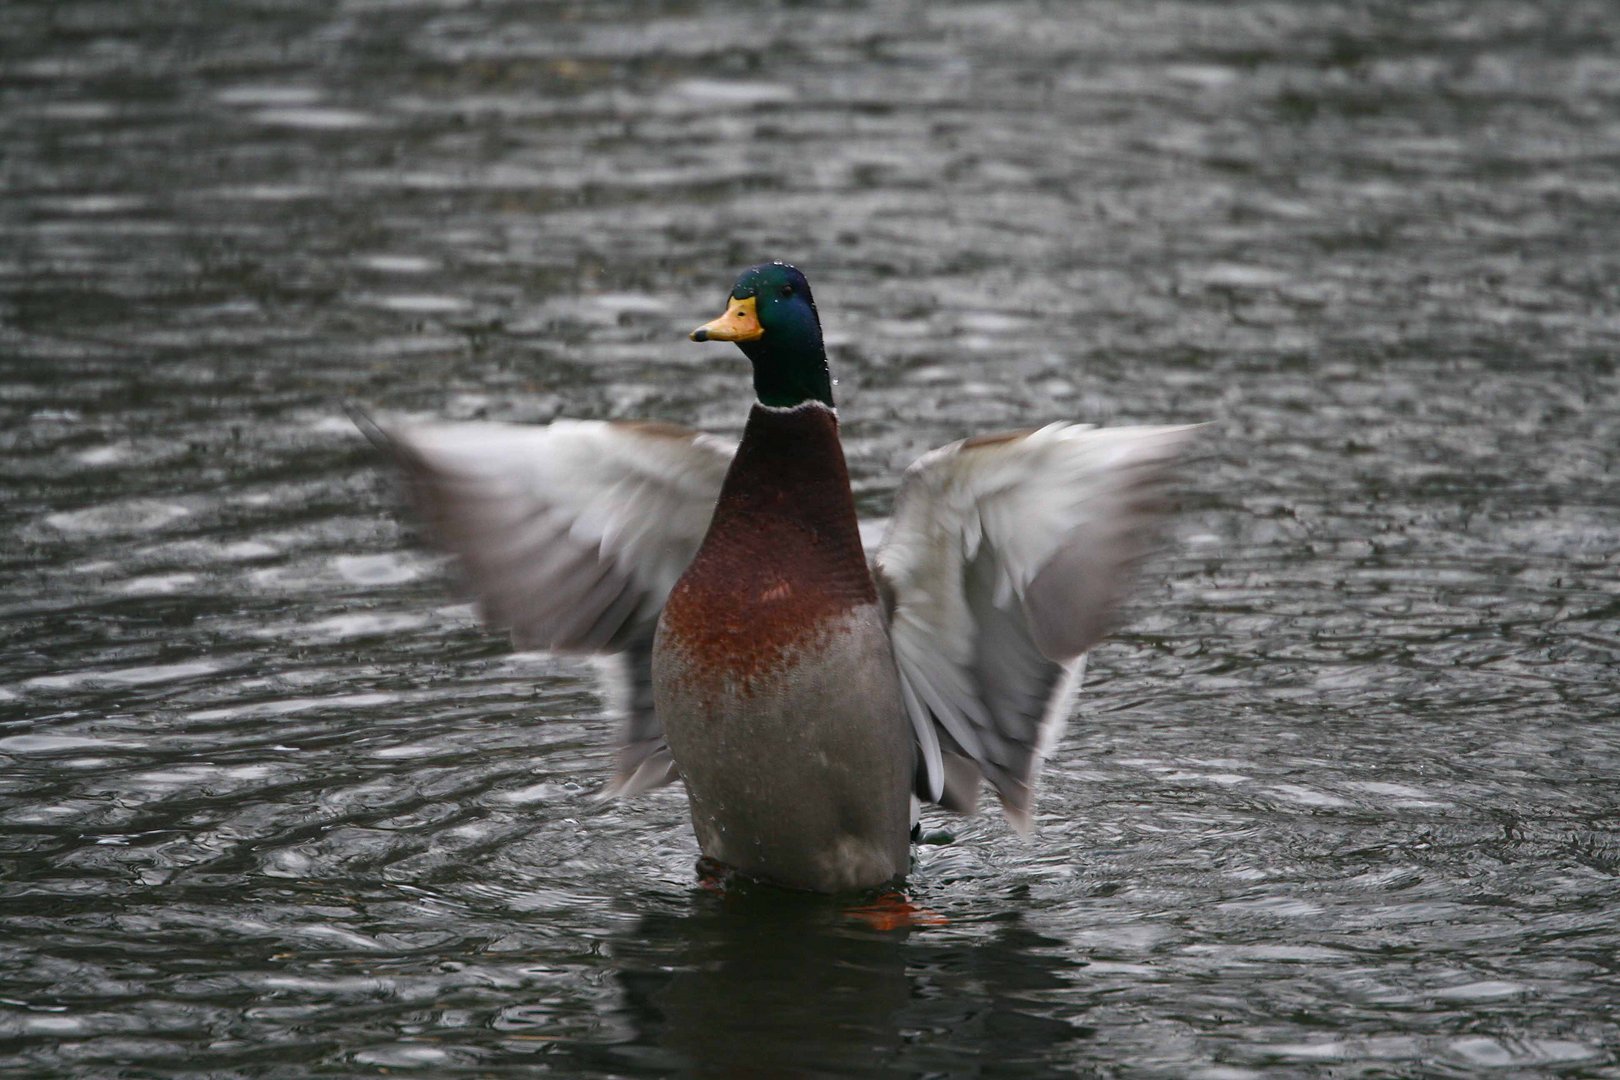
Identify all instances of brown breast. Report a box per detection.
[659,402,877,690]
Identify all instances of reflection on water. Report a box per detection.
[582,891,1084,1076]
[3,0,1619,1075]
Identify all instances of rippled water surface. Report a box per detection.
[4,1,1619,1075]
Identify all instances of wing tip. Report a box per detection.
[343,400,393,453]
[601,754,679,801]
[997,787,1036,841]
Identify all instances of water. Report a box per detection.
[3,0,1618,1075]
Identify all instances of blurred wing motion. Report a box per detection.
[350,408,734,797]
[874,423,1198,833]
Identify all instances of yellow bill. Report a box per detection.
[690,294,763,342]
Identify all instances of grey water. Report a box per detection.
[3,1,1618,1076]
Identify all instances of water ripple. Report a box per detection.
[1,0,1617,1076]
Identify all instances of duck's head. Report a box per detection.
[690,261,833,409]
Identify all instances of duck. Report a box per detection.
[354,261,1195,893]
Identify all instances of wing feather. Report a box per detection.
[875,423,1197,833]
[351,407,733,795]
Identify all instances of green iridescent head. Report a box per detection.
[690,262,833,409]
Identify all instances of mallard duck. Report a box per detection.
[355,262,1194,893]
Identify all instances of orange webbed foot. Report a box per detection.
[843,890,947,931]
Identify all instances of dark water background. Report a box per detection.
[4,1,1619,1075]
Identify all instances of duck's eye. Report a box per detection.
[779,284,794,298]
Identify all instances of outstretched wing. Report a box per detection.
[874,423,1197,833]
[351,409,734,796]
